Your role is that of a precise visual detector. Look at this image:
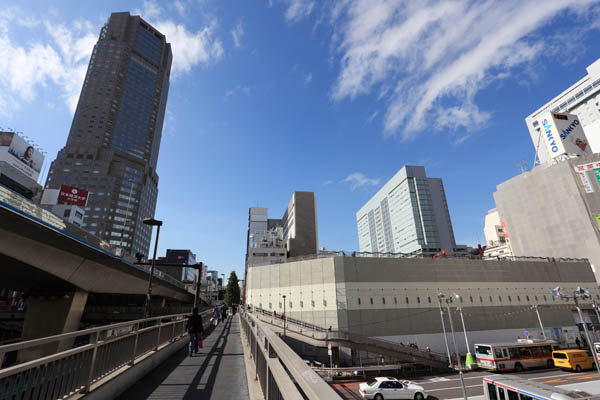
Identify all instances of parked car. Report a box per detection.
[358,377,427,400]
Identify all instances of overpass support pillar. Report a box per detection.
[18,289,88,362]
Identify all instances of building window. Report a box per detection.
[428,296,431,303]
[543,295,547,302]
[526,296,530,302]
[311,300,315,307]
[370,298,373,305]
[480,296,483,303]
[382,297,386,304]
[517,296,521,302]
[508,296,512,302]
[417,297,421,304]
[489,296,493,302]
[405,297,409,304]
[300,301,304,308]
[358,298,361,305]
[64,209,71,218]
[498,296,502,302]
[269,303,272,309]
[323,299,327,307]
[279,302,282,309]
[534,295,538,301]
[289,301,292,309]
[469,296,473,303]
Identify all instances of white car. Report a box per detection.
[358,377,427,400]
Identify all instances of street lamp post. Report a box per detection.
[531,305,547,340]
[282,295,287,337]
[143,218,162,319]
[551,287,600,375]
[592,301,600,343]
[194,262,203,309]
[437,294,453,366]
[443,294,468,400]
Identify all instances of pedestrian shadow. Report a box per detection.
[116,318,231,400]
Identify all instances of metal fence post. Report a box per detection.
[84,331,100,393]
[155,322,161,351]
[130,323,139,366]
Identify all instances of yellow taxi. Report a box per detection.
[552,349,594,372]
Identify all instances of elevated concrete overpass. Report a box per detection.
[0,199,194,354]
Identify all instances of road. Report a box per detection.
[330,368,600,399]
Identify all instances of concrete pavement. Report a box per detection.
[117,314,249,400]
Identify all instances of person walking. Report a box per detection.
[186,307,204,357]
[212,306,220,327]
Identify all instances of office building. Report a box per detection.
[45,12,172,258]
[526,58,600,165]
[356,166,456,255]
[246,255,598,354]
[493,153,600,281]
[157,249,197,282]
[282,192,318,258]
[482,209,513,259]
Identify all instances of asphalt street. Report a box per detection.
[330,368,600,399]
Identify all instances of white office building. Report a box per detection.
[356,166,456,255]
[526,58,600,165]
[482,209,513,259]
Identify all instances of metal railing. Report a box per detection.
[0,310,211,399]
[250,307,449,369]
[240,309,341,400]
[284,249,589,264]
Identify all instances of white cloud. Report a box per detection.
[225,85,251,98]
[231,20,244,48]
[174,0,186,17]
[341,172,380,191]
[137,0,223,76]
[317,0,600,140]
[285,0,316,22]
[304,72,312,84]
[0,13,96,115]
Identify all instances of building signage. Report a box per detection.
[595,215,600,230]
[538,112,592,160]
[577,172,594,193]
[58,184,89,206]
[0,131,45,181]
[501,220,509,239]
[594,169,600,187]
[574,161,600,172]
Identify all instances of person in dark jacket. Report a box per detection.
[187,307,204,357]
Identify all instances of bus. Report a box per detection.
[483,374,599,400]
[475,339,559,372]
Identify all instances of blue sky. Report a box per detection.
[2,0,600,279]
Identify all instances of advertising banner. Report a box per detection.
[594,169,600,186]
[58,184,89,206]
[0,132,44,181]
[500,220,509,239]
[538,112,592,161]
[595,214,600,230]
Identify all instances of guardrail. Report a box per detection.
[250,307,449,369]
[240,309,341,400]
[0,310,211,399]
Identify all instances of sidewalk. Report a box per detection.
[117,314,250,400]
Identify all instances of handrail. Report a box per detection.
[250,307,449,367]
[240,309,341,399]
[0,311,213,399]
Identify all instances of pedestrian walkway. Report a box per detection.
[117,314,249,400]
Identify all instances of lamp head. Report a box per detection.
[576,287,590,299]
[143,218,163,227]
[438,293,445,300]
[453,292,462,301]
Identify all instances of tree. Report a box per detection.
[224,271,241,307]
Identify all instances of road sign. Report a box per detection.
[328,343,332,356]
[524,330,530,337]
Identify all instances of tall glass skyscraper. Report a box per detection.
[45,12,172,257]
[356,166,456,255]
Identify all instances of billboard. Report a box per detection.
[57,184,89,206]
[0,132,44,181]
[537,112,592,161]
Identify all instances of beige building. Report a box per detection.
[246,256,598,354]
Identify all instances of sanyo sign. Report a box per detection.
[537,112,591,160]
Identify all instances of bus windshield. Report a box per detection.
[476,345,492,355]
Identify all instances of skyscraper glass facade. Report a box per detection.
[45,12,172,257]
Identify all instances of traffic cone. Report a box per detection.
[465,352,477,369]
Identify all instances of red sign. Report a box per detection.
[58,184,89,206]
[501,220,509,239]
